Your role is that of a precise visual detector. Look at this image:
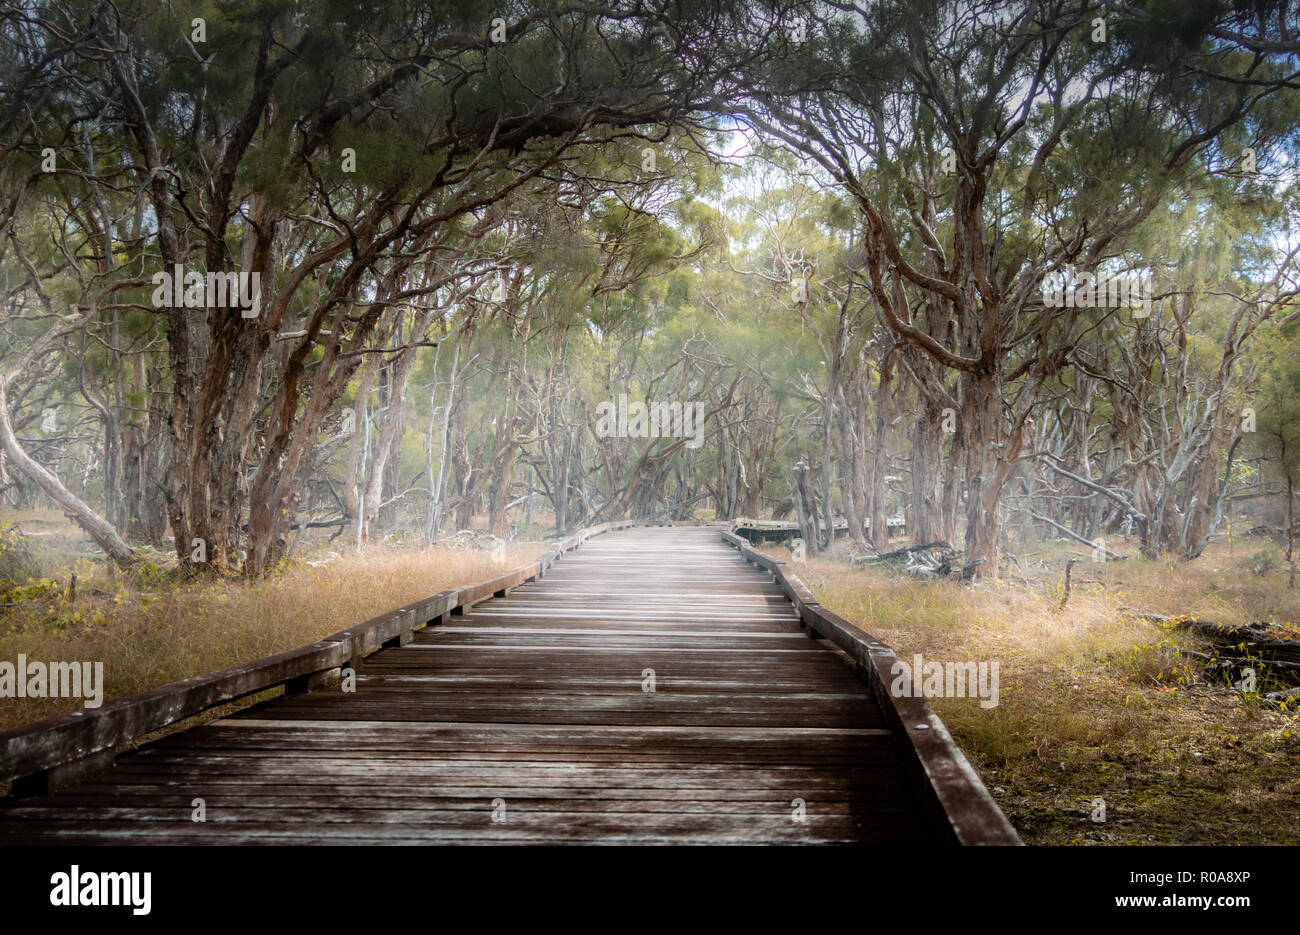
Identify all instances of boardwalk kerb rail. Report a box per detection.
[721,529,1022,846]
[0,521,641,797]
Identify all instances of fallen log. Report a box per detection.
[1120,607,1300,690]
[957,558,986,581]
[853,540,956,565]
[851,541,983,582]
[1177,619,1300,669]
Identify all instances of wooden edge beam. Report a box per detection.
[0,639,350,788]
[718,528,1021,846]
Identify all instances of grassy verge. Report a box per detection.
[766,536,1300,845]
[0,512,543,733]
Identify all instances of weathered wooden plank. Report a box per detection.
[0,816,925,845]
[2,797,913,817]
[234,705,882,730]
[47,779,913,802]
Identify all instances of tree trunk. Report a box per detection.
[792,460,820,556]
[837,398,865,546]
[0,384,136,568]
[427,344,460,543]
[868,357,896,551]
[910,397,944,545]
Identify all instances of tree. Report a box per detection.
[735,0,1292,571]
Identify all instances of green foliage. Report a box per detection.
[1242,545,1284,577]
[0,526,42,597]
[1254,321,1300,486]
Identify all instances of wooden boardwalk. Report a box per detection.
[0,525,1011,844]
[730,516,906,543]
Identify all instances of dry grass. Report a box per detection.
[770,534,1300,845]
[0,521,543,732]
